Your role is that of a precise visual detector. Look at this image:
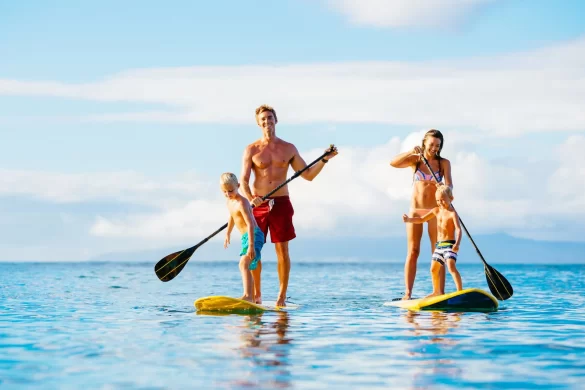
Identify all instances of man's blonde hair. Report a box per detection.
[255,104,278,124]
[436,184,453,200]
[220,172,238,187]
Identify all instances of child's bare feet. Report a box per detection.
[240,295,254,303]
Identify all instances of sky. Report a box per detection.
[1,0,584,261]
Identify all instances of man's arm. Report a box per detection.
[291,145,337,182]
[240,146,255,202]
[403,208,438,224]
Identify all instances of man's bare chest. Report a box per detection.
[252,147,293,169]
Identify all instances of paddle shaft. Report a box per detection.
[418,154,489,267]
[184,148,336,252]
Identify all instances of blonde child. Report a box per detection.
[403,185,463,298]
[220,173,265,303]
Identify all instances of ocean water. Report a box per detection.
[1,261,585,389]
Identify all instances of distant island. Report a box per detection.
[88,233,585,264]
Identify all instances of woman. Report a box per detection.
[390,129,453,300]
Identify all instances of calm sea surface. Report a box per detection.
[1,261,585,389]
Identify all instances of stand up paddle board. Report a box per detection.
[384,288,498,312]
[194,296,300,314]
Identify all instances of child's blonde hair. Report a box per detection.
[436,184,453,200]
[220,172,238,187]
[255,104,278,124]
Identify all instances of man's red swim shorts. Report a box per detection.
[252,195,296,243]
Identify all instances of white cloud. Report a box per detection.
[1,134,584,262]
[325,0,494,28]
[548,135,585,209]
[1,38,585,135]
[0,169,215,207]
[3,134,584,245]
[90,199,226,240]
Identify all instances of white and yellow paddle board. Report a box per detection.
[384,288,498,312]
[195,295,300,314]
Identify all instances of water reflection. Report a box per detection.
[403,311,461,343]
[401,311,464,388]
[233,312,292,389]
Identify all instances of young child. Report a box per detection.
[220,172,265,303]
[403,185,463,298]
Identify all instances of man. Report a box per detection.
[240,104,338,307]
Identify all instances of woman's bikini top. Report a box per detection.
[413,158,443,183]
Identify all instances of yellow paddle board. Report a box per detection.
[194,295,300,314]
[384,288,498,312]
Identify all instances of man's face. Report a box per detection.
[256,111,276,134]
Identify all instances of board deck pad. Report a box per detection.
[195,295,300,314]
[384,288,498,312]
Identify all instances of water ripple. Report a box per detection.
[1,262,584,389]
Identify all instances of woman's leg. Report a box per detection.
[403,216,423,300]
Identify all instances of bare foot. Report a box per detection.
[401,292,412,301]
[239,295,254,303]
[276,297,286,307]
[423,292,442,299]
[254,295,262,305]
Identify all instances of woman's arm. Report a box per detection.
[390,148,419,168]
[442,158,453,189]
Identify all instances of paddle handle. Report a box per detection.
[419,154,489,266]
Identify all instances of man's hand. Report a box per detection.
[323,144,339,161]
[250,196,264,207]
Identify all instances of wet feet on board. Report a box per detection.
[392,293,415,302]
[275,299,287,307]
[239,296,255,303]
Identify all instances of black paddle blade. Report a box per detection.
[484,263,514,301]
[154,246,197,282]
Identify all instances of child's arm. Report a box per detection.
[403,208,438,224]
[224,215,234,249]
[240,200,257,259]
[452,212,462,252]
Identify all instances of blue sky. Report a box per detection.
[1,0,584,261]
